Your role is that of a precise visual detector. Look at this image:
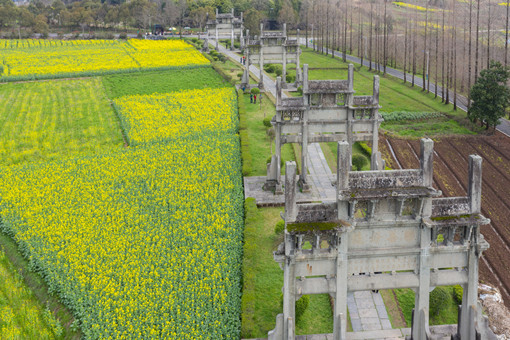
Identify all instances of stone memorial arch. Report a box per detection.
[269,138,491,340]
[244,23,301,89]
[264,64,383,194]
[205,8,243,51]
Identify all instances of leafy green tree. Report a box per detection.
[469,60,510,130]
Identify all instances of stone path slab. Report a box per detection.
[347,291,392,333]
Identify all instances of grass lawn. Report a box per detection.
[322,142,371,173]
[240,92,295,176]
[241,200,333,338]
[394,287,459,327]
[0,78,124,166]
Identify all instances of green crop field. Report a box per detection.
[103,67,229,99]
[0,78,123,165]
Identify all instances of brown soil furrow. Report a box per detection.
[436,139,510,307]
[378,135,400,169]
[387,138,420,169]
[483,135,510,163]
[468,138,510,182]
[446,139,510,245]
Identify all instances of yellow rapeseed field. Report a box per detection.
[114,88,237,144]
[0,39,208,79]
[0,84,243,338]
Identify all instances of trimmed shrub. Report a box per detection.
[358,142,372,157]
[251,87,260,95]
[381,111,444,122]
[286,74,295,83]
[274,65,283,77]
[297,86,303,96]
[274,220,285,234]
[119,32,128,39]
[295,295,310,322]
[454,285,463,304]
[240,131,252,176]
[264,64,275,73]
[237,72,244,79]
[279,294,310,323]
[429,287,451,316]
[352,154,368,171]
[263,117,272,128]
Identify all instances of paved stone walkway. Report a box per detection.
[212,40,337,202]
[347,291,392,332]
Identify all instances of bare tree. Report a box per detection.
[475,0,480,82]
[422,0,429,91]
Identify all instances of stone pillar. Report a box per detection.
[295,29,302,86]
[334,233,348,340]
[460,155,483,340]
[420,138,434,188]
[346,64,354,106]
[468,155,482,214]
[300,110,310,192]
[282,23,287,88]
[285,161,297,222]
[412,138,434,340]
[240,13,244,49]
[299,65,310,191]
[246,29,250,50]
[215,25,219,50]
[370,75,381,170]
[283,161,297,339]
[259,22,264,89]
[337,141,351,220]
[231,25,235,50]
[303,64,309,94]
[275,78,283,189]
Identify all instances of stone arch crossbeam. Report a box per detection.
[245,23,302,90]
[264,63,384,194]
[269,138,491,340]
[205,8,243,51]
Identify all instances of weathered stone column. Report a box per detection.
[231,9,235,50]
[215,25,219,50]
[259,22,264,89]
[283,161,297,339]
[334,233,348,340]
[240,12,244,49]
[337,141,350,219]
[412,138,434,340]
[370,75,380,170]
[295,29,302,86]
[282,23,287,88]
[300,110,310,192]
[346,64,354,106]
[275,78,283,188]
[460,155,483,340]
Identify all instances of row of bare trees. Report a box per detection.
[300,0,510,111]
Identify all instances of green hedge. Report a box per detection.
[381,111,444,122]
[238,90,252,176]
[241,198,258,335]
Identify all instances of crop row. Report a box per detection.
[381,111,444,121]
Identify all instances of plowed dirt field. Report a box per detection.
[379,134,510,308]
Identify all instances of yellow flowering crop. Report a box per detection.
[0,39,208,80]
[114,88,238,145]
[0,76,243,338]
